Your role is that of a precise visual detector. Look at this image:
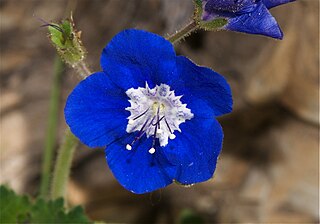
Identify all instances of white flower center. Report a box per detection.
[125,83,194,153]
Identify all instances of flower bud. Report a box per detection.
[48,16,86,66]
[193,0,228,31]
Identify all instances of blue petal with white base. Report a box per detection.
[65,29,233,194]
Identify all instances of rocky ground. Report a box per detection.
[0,0,319,223]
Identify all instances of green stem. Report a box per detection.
[50,59,91,201]
[74,60,91,79]
[51,129,78,200]
[40,56,64,198]
[166,20,199,44]
[46,0,91,203]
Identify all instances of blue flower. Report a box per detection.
[64,29,233,194]
[201,0,295,39]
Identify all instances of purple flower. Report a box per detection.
[201,0,295,39]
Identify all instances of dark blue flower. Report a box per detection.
[201,0,295,39]
[64,29,233,194]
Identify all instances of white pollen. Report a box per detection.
[126,144,132,150]
[148,147,156,154]
[128,119,134,125]
[157,129,163,134]
[169,134,176,140]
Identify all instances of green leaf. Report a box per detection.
[30,198,64,223]
[0,185,31,223]
[179,209,204,224]
[57,206,91,223]
[30,198,90,223]
[0,185,91,223]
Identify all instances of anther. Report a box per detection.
[128,119,134,125]
[126,144,132,150]
[169,133,176,140]
[148,148,156,154]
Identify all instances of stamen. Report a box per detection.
[164,118,173,134]
[126,144,132,150]
[132,108,150,121]
[148,148,156,154]
[151,112,159,150]
[126,83,193,147]
[130,117,154,146]
[141,117,153,134]
[152,116,165,126]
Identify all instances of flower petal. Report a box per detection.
[105,135,176,194]
[204,0,256,13]
[262,0,295,9]
[226,2,283,39]
[163,117,223,185]
[174,56,232,117]
[64,72,130,147]
[101,29,177,90]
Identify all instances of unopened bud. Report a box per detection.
[48,15,86,66]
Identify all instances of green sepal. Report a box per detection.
[0,185,91,223]
[192,0,228,31]
[194,0,202,10]
[199,18,228,31]
[193,0,203,23]
[48,16,86,66]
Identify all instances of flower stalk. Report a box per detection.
[167,20,199,45]
[40,56,64,198]
[50,64,89,201]
[47,16,91,201]
[51,129,78,200]
[72,60,91,79]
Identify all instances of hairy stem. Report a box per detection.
[50,58,91,201]
[44,0,90,202]
[166,20,199,45]
[40,56,64,198]
[50,60,91,201]
[51,129,78,200]
[73,60,91,79]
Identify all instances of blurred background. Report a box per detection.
[0,0,319,223]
